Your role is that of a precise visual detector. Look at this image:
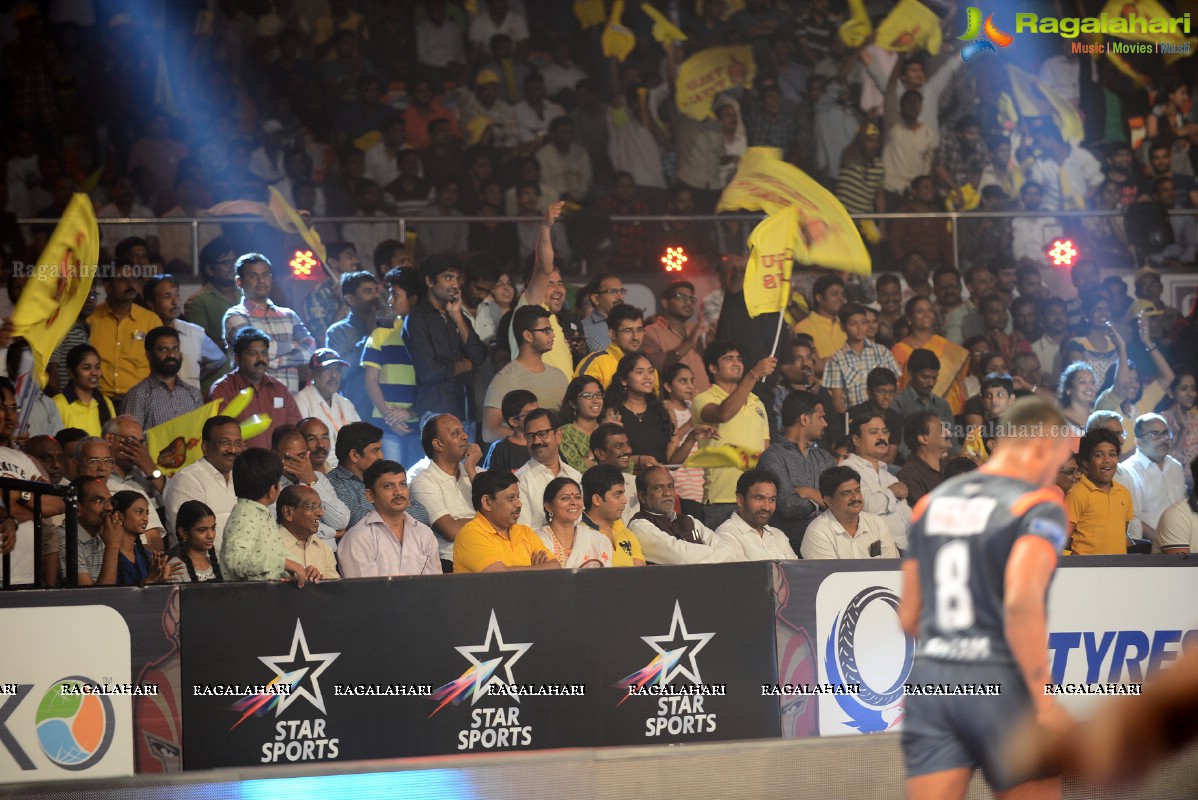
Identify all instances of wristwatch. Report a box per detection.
[20,491,31,504]
[149,469,164,480]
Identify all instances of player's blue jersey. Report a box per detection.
[907,473,1067,666]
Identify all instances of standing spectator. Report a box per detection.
[295,349,362,458]
[745,81,799,154]
[408,413,482,569]
[142,275,227,394]
[339,460,442,577]
[693,341,775,529]
[184,238,241,348]
[1027,126,1103,211]
[889,176,954,269]
[325,421,385,530]
[415,0,465,71]
[53,345,117,437]
[580,272,625,352]
[1032,297,1070,386]
[220,448,312,583]
[1116,414,1186,541]
[403,77,462,151]
[452,472,559,574]
[801,466,900,559]
[163,416,241,546]
[458,70,521,148]
[824,302,901,414]
[301,243,361,347]
[893,348,955,435]
[579,464,646,567]
[841,413,913,548]
[513,73,564,145]
[892,298,970,415]
[628,465,716,565]
[515,409,582,530]
[467,0,529,61]
[712,469,797,562]
[122,327,203,431]
[324,271,381,365]
[642,281,710,394]
[814,79,863,180]
[274,485,340,581]
[536,116,591,203]
[759,390,836,548]
[933,117,989,208]
[208,328,302,450]
[897,412,953,506]
[362,117,407,188]
[483,305,567,441]
[847,368,903,465]
[835,123,884,217]
[90,261,163,403]
[221,254,316,393]
[1066,428,1134,554]
[47,288,97,396]
[881,90,937,207]
[362,267,420,464]
[1010,181,1060,266]
[594,171,654,266]
[980,294,1033,365]
[414,181,470,260]
[403,255,486,425]
[540,39,587,99]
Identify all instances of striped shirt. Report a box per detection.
[361,319,416,420]
[823,341,901,407]
[835,158,884,215]
[221,299,316,392]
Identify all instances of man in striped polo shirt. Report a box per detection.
[362,267,420,467]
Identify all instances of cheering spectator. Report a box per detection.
[643,281,710,394]
[575,304,648,390]
[221,254,316,393]
[588,422,640,522]
[1028,126,1103,211]
[801,466,899,559]
[712,469,797,562]
[339,460,442,577]
[1067,428,1134,554]
[881,89,937,208]
[483,305,568,442]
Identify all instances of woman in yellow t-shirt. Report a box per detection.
[52,344,117,437]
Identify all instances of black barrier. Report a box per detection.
[179,564,780,769]
[0,477,79,589]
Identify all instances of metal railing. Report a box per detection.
[0,478,79,589]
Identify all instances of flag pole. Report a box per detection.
[763,245,790,383]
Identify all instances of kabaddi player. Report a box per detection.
[898,397,1077,799]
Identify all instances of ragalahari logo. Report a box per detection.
[959,7,1014,61]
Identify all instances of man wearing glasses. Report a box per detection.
[483,305,568,442]
[275,485,339,582]
[581,273,626,352]
[642,280,710,393]
[1117,413,1186,544]
[102,415,167,552]
[575,304,654,390]
[272,426,351,554]
[516,409,582,529]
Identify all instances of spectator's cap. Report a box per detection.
[863,123,880,137]
[108,12,132,28]
[262,119,284,135]
[309,348,349,370]
[475,70,500,86]
[466,116,492,146]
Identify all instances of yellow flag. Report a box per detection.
[575,0,606,29]
[874,0,942,54]
[718,148,872,275]
[839,0,872,47]
[268,186,328,265]
[1100,0,1196,62]
[602,1,637,61]
[683,443,761,470]
[1007,65,1084,145]
[641,3,687,44]
[675,46,756,120]
[744,207,801,318]
[146,400,221,477]
[10,194,100,389]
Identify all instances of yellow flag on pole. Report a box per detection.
[574,0,606,29]
[743,207,801,318]
[839,0,872,47]
[146,400,221,477]
[10,193,100,389]
[601,1,637,61]
[718,148,872,275]
[1006,65,1085,145]
[641,3,687,44]
[874,0,942,55]
[675,46,756,120]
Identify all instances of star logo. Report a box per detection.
[259,619,341,716]
[429,610,532,716]
[641,601,715,685]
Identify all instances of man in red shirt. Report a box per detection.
[208,328,301,449]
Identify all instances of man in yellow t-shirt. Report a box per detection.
[579,464,645,566]
[510,201,575,378]
[452,470,561,573]
[574,304,657,391]
[692,341,775,530]
[1065,428,1134,555]
[793,275,847,374]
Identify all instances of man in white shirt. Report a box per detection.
[272,426,351,553]
[516,409,582,530]
[514,72,565,144]
[712,469,798,562]
[1010,181,1061,266]
[0,442,65,586]
[415,0,465,69]
[1026,127,1103,211]
[467,0,529,59]
[339,460,442,577]
[841,413,913,548]
[801,466,900,559]
[275,485,339,581]
[1117,413,1187,541]
[407,414,482,567]
[295,350,362,464]
[628,465,716,565]
[163,416,240,547]
[536,116,592,203]
[362,117,407,188]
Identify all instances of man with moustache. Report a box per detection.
[842,412,913,549]
[25,436,66,488]
[589,423,640,522]
[221,253,316,393]
[453,470,560,574]
[712,469,797,561]
[409,413,483,570]
[295,349,362,460]
[102,415,168,551]
[515,409,581,530]
[163,416,241,546]
[272,426,350,553]
[324,271,382,367]
[629,465,716,565]
[510,202,575,378]
[760,390,836,548]
[339,460,442,577]
[275,484,339,581]
[142,275,227,393]
[90,259,163,404]
[299,418,336,471]
[209,327,302,450]
[123,327,204,430]
[642,280,711,394]
[801,466,899,559]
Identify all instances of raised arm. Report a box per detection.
[525,201,565,306]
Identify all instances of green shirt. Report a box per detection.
[220,499,288,581]
[183,284,238,348]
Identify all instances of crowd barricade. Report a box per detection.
[0,477,79,589]
[1,555,1195,784]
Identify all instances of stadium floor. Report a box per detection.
[9,733,1198,800]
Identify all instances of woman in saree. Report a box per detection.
[891,296,970,414]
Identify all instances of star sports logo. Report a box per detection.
[429,610,532,717]
[959,7,1013,61]
[615,601,715,706]
[230,620,341,729]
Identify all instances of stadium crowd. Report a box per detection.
[0,0,1196,586]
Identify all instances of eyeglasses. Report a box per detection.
[599,288,627,296]
[671,294,697,303]
[616,327,645,336]
[0,405,19,414]
[216,440,246,450]
[525,429,557,443]
[1140,430,1174,440]
[579,391,604,400]
[86,457,116,466]
[528,326,554,334]
[299,502,324,511]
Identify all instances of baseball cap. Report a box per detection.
[309,348,349,370]
[475,70,500,86]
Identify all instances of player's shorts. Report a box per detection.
[901,658,1033,791]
